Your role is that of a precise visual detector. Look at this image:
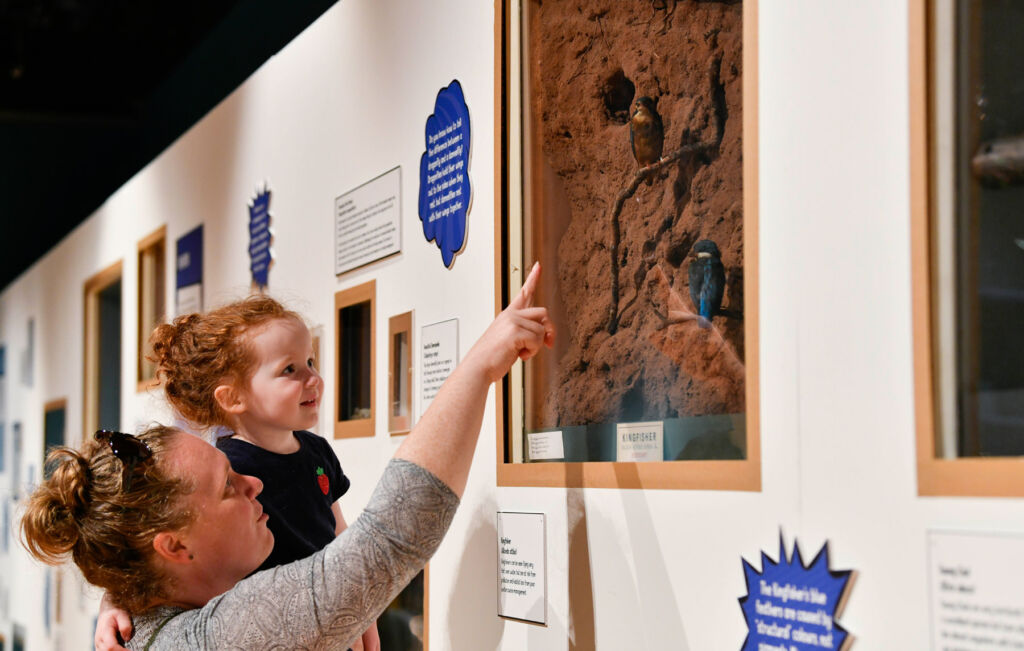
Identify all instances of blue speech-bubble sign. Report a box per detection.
[418,80,471,268]
[739,534,854,651]
[248,187,273,290]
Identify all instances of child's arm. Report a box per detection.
[333,502,380,651]
[95,591,132,651]
[332,502,347,535]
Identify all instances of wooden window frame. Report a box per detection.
[42,398,67,479]
[334,280,376,439]
[137,226,166,391]
[388,311,414,436]
[83,260,123,442]
[910,0,1024,496]
[494,0,760,490]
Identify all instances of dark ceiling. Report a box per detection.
[0,0,337,292]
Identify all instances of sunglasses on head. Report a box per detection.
[94,430,153,492]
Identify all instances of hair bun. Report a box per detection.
[21,448,91,561]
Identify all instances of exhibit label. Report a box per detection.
[497,512,546,624]
[616,421,664,462]
[335,167,402,275]
[739,534,854,651]
[420,319,458,417]
[527,431,564,461]
[418,80,471,268]
[248,186,273,291]
[928,530,1024,649]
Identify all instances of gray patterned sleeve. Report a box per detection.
[129,458,459,650]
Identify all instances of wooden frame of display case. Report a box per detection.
[910,0,1024,496]
[388,311,414,436]
[83,260,123,442]
[137,225,166,391]
[494,0,760,490]
[334,280,376,439]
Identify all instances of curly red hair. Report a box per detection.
[148,295,305,428]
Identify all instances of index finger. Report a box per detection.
[510,261,541,309]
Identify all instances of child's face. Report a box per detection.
[238,317,323,435]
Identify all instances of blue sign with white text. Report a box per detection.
[249,187,273,290]
[418,80,471,268]
[176,225,203,289]
[739,535,854,651]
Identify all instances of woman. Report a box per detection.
[21,264,553,650]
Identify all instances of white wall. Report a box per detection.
[1,1,1014,649]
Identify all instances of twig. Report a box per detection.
[607,141,710,333]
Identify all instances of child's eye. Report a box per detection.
[283,364,295,374]
[307,358,315,369]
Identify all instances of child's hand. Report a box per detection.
[466,262,555,383]
[95,593,132,651]
[359,621,380,651]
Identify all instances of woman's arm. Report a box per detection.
[131,460,455,650]
[394,262,552,496]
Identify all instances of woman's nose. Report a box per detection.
[243,473,263,497]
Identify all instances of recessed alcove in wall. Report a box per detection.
[496,0,760,490]
[42,398,66,480]
[83,260,123,441]
[911,0,1024,496]
[388,311,413,436]
[334,280,375,439]
[136,226,166,391]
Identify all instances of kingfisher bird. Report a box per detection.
[688,239,725,328]
[629,96,664,185]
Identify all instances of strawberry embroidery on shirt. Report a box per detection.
[316,467,329,495]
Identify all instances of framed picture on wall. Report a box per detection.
[911,0,1024,495]
[496,0,759,489]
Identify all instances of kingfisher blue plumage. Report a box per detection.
[688,239,725,328]
[629,96,664,186]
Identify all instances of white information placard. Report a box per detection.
[335,166,402,275]
[527,431,564,461]
[497,512,546,624]
[175,284,202,317]
[928,530,1024,649]
[419,319,458,417]
[616,421,664,462]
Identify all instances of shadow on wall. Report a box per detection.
[566,487,596,651]
[446,500,505,651]
[614,464,690,650]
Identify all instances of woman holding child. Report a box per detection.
[21,264,553,650]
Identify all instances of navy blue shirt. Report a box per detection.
[216,430,350,573]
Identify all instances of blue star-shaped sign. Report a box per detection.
[248,186,273,290]
[739,533,854,650]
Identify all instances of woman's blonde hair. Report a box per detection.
[20,425,195,611]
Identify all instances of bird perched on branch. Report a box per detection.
[688,239,725,328]
[629,96,664,185]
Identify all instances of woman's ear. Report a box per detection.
[214,383,246,416]
[153,532,193,564]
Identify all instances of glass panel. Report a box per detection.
[935,1,1024,457]
[392,330,409,419]
[138,237,165,384]
[517,0,746,463]
[98,279,122,431]
[339,301,371,421]
[43,406,65,479]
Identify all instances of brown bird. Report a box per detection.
[629,96,664,185]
